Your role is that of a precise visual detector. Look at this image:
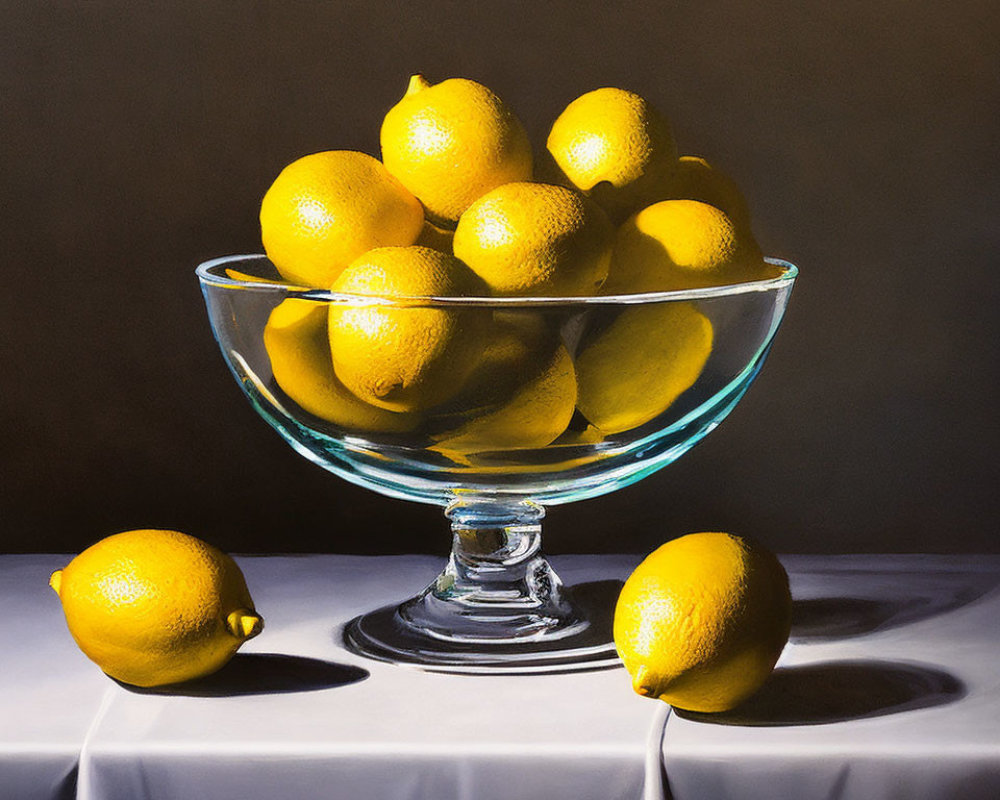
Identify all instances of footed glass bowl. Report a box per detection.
[197,254,796,672]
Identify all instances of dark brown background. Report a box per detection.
[3,1,997,555]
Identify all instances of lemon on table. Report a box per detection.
[614,532,791,712]
[453,182,614,296]
[49,529,263,688]
[431,313,578,454]
[546,87,678,223]
[260,150,424,288]
[574,302,713,435]
[328,246,491,412]
[381,74,533,225]
[264,298,420,433]
[604,199,765,294]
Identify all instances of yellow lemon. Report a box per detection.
[453,182,614,296]
[431,313,577,454]
[604,199,764,294]
[614,532,791,712]
[260,150,424,288]
[664,156,752,234]
[328,246,491,412]
[49,529,262,688]
[381,74,533,225]
[415,218,455,254]
[546,87,677,222]
[574,303,713,435]
[264,299,420,433]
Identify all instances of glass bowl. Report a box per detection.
[197,254,796,672]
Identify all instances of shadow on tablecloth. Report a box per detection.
[52,762,78,800]
[674,659,964,727]
[790,570,1000,641]
[118,653,369,697]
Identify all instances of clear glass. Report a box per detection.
[197,254,796,672]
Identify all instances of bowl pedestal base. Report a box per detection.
[343,499,621,674]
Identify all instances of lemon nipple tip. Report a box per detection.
[227,609,264,640]
[406,74,431,96]
[631,666,655,697]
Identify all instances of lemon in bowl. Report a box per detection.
[546,86,678,223]
[381,74,533,226]
[259,150,424,288]
[326,245,492,412]
[453,181,614,297]
[603,199,769,294]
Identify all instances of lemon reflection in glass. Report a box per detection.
[575,303,713,435]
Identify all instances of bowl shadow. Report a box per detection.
[675,659,965,727]
[339,579,625,675]
[566,578,624,636]
[118,653,369,697]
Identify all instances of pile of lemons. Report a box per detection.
[257,76,771,455]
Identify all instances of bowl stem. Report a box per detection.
[396,497,586,642]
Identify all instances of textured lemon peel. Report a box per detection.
[605,199,766,295]
[264,298,420,433]
[453,182,613,297]
[50,529,264,688]
[614,533,791,713]
[327,246,491,412]
[546,87,678,222]
[381,76,533,224]
[260,150,424,288]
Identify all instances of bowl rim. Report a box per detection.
[196,253,797,307]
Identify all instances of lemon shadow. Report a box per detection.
[791,573,998,641]
[118,653,369,697]
[674,659,964,727]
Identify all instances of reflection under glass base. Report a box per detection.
[343,499,622,674]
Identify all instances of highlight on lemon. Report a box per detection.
[546,86,678,223]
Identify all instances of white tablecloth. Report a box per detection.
[2,554,998,800]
